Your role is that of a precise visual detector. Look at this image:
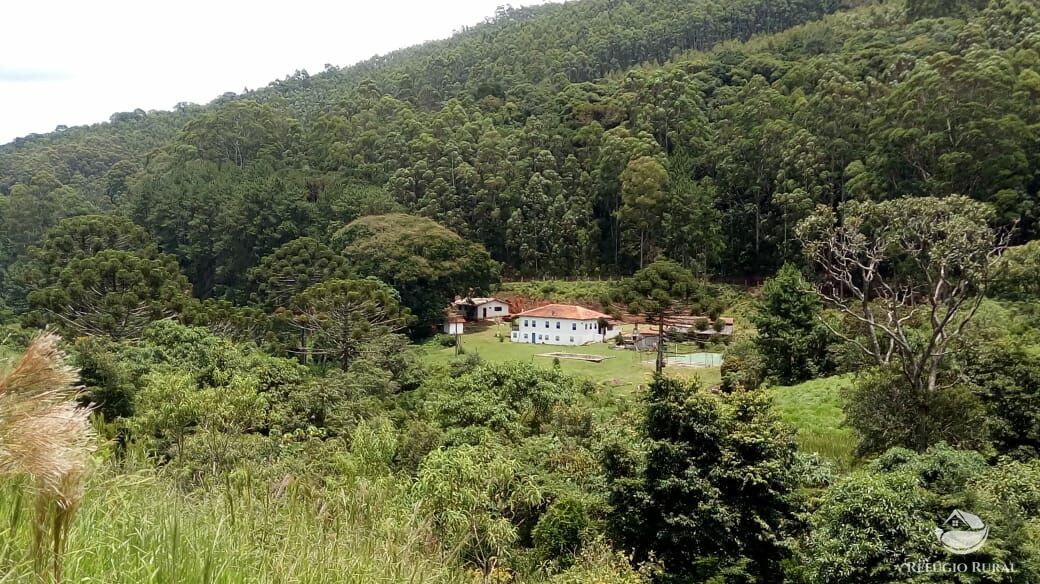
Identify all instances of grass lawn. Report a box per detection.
[768,375,856,472]
[419,323,722,400]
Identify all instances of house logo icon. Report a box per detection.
[935,510,989,554]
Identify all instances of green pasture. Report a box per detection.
[419,323,723,398]
[768,375,856,472]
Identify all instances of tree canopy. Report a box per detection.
[28,250,190,340]
[5,0,1037,279]
[334,214,499,329]
[607,375,801,582]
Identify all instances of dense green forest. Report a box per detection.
[10,0,1039,288]
[2,0,1040,582]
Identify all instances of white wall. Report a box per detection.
[510,317,620,346]
[474,301,510,320]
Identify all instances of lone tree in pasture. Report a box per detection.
[754,262,834,384]
[796,195,1013,395]
[615,259,699,373]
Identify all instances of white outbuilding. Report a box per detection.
[510,304,620,346]
[453,297,512,321]
[442,314,466,335]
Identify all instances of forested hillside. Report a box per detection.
[2,0,973,292]
[5,1,1037,291]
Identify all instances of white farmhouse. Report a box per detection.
[510,304,620,346]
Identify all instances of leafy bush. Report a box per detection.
[434,333,458,347]
[449,352,483,378]
[721,337,765,392]
[801,445,1040,583]
[414,444,542,575]
[394,419,444,474]
[426,362,588,444]
[843,367,990,455]
[533,496,592,565]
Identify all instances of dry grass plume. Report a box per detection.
[0,331,95,582]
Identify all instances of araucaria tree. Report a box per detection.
[616,258,699,373]
[797,196,1012,396]
[28,250,190,340]
[290,278,414,368]
[248,237,350,309]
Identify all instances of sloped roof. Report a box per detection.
[470,297,505,306]
[453,297,506,307]
[516,303,611,321]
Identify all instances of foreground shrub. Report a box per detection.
[800,445,1040,583]
[607,375,802,582]
[533,496,593,566]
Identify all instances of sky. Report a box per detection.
[0,0,553,144]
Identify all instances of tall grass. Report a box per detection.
[1,462,477,583]
[0,332,95,581]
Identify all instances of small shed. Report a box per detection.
[443,315,465,335]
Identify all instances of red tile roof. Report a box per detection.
[516,303,612,321]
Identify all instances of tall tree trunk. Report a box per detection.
[640,229,648,269]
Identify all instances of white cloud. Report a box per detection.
[0,0,552,144]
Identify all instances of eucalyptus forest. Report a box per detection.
[1,0,1040,582]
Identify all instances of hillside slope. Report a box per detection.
[1,0,1037,295]
[0,0,845,195]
